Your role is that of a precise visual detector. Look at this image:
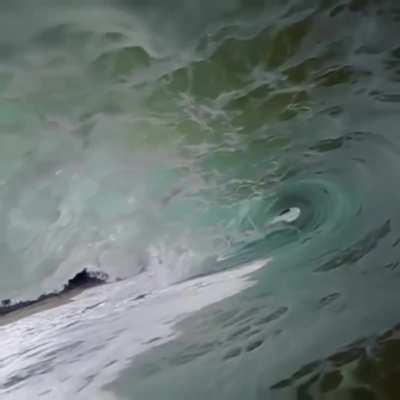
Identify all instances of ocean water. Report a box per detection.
[1,0,400,398]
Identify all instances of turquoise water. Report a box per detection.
[1,0,400,398]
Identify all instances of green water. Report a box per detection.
[1,0,400,399]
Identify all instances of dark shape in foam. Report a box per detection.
[0,269,110,317]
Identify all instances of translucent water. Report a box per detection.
[1,0,400,399]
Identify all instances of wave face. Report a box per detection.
[2,0,400,398]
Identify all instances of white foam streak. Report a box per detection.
[0,258,270,399]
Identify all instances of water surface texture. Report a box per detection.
[1,0,400,399]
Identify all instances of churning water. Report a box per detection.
[1,0,400,398]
